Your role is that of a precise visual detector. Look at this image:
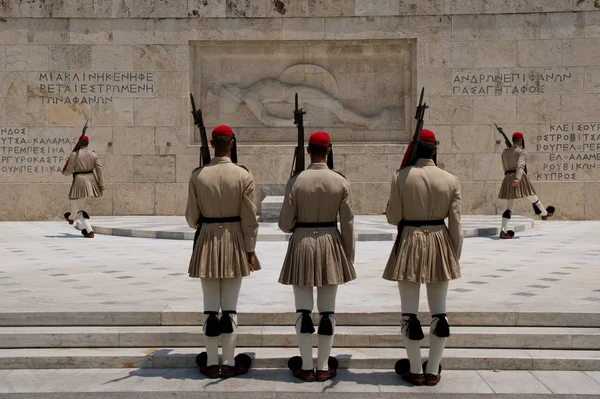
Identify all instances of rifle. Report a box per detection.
[495,122,527,174]
[62,120,88,171]
[401,87,429,169]
[190,93,211,167]
[291,93,306,177]
[494,123,512,148]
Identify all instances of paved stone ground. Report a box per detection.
[0,368,600,396]
[1,220,599,314]
[90,215,535,240]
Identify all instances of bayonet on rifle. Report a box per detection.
[291,93,306,177]
[190,93,211,167]
[402,87,430,169]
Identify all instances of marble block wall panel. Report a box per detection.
[191,39,415,143]
[0,7,599,219]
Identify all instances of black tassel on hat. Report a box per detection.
[326,144,334,169]
[231,134,238,164]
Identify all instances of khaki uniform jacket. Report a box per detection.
[278,163,356,286]
[498,145,536,199]
[383,158,462,283]
[185,157,259,279]
[61,147,104,200]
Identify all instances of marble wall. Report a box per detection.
[1,0,600,220]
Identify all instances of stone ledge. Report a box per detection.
[0,347,599,371]
[0,3,594,19]
[1,311,598,327]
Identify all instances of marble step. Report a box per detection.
[0,347,599,371]
[2,310,598,327]
[1,326,600,350]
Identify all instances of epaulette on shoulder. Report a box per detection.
[236,164,250,172]
[192,165,204,174]
[291,169,304,178]
[333,170,347,180]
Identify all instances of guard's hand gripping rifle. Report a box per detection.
[495,122,527,173]
[291,93,306,177]
[62,119,88,171]
[190,93,211,167]
[402,87,430,169]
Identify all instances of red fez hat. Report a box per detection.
[419,129,437,143]
[400,129,438,168]
[512,131,524,140]
[309,131,331,147]
[212,125,234,138]
[79,135,89,142]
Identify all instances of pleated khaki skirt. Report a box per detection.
[188,222,256,279]
[278,227,356,287]
[383,226,461,284]
[498,172,536,199]
[69,175,102,200]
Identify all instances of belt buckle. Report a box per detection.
[219,225,224,229]
[423,228,430,235]
[313,229,319,235]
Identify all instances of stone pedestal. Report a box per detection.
[260,196,284,222]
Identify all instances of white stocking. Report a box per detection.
[69,199,85,221]
[201,278,221,366]
[220,277,242,366]
[293,285,314,370]
[425,281,449,375]
[502,199,515,232]
[398,281,422,374]
[316,285,337,371]
[78,212,93,233]
[527,195,547,216]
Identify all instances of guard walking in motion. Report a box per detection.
[62,134,104,238]
[185,125,260,379]
[498,131,555,239]
[279,132,356,382]
[384,129,463,387]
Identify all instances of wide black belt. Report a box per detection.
[194,216,241,246]
[295,222,337,228]
[504,170,516,175]
[400,219,445,228]
[393,219,445,256]
[198,216,241,224]
[73,171,93,176]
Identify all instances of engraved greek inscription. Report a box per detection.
[452,69,571,96]
[0,127,76,174]
[35,71,155,104]
[533,123,600,181]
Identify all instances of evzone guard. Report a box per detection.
[384,89,463,387]
[279,131,356,382]
[185,124,260,379]
[62,125,104,238]
[496,129,555,239]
